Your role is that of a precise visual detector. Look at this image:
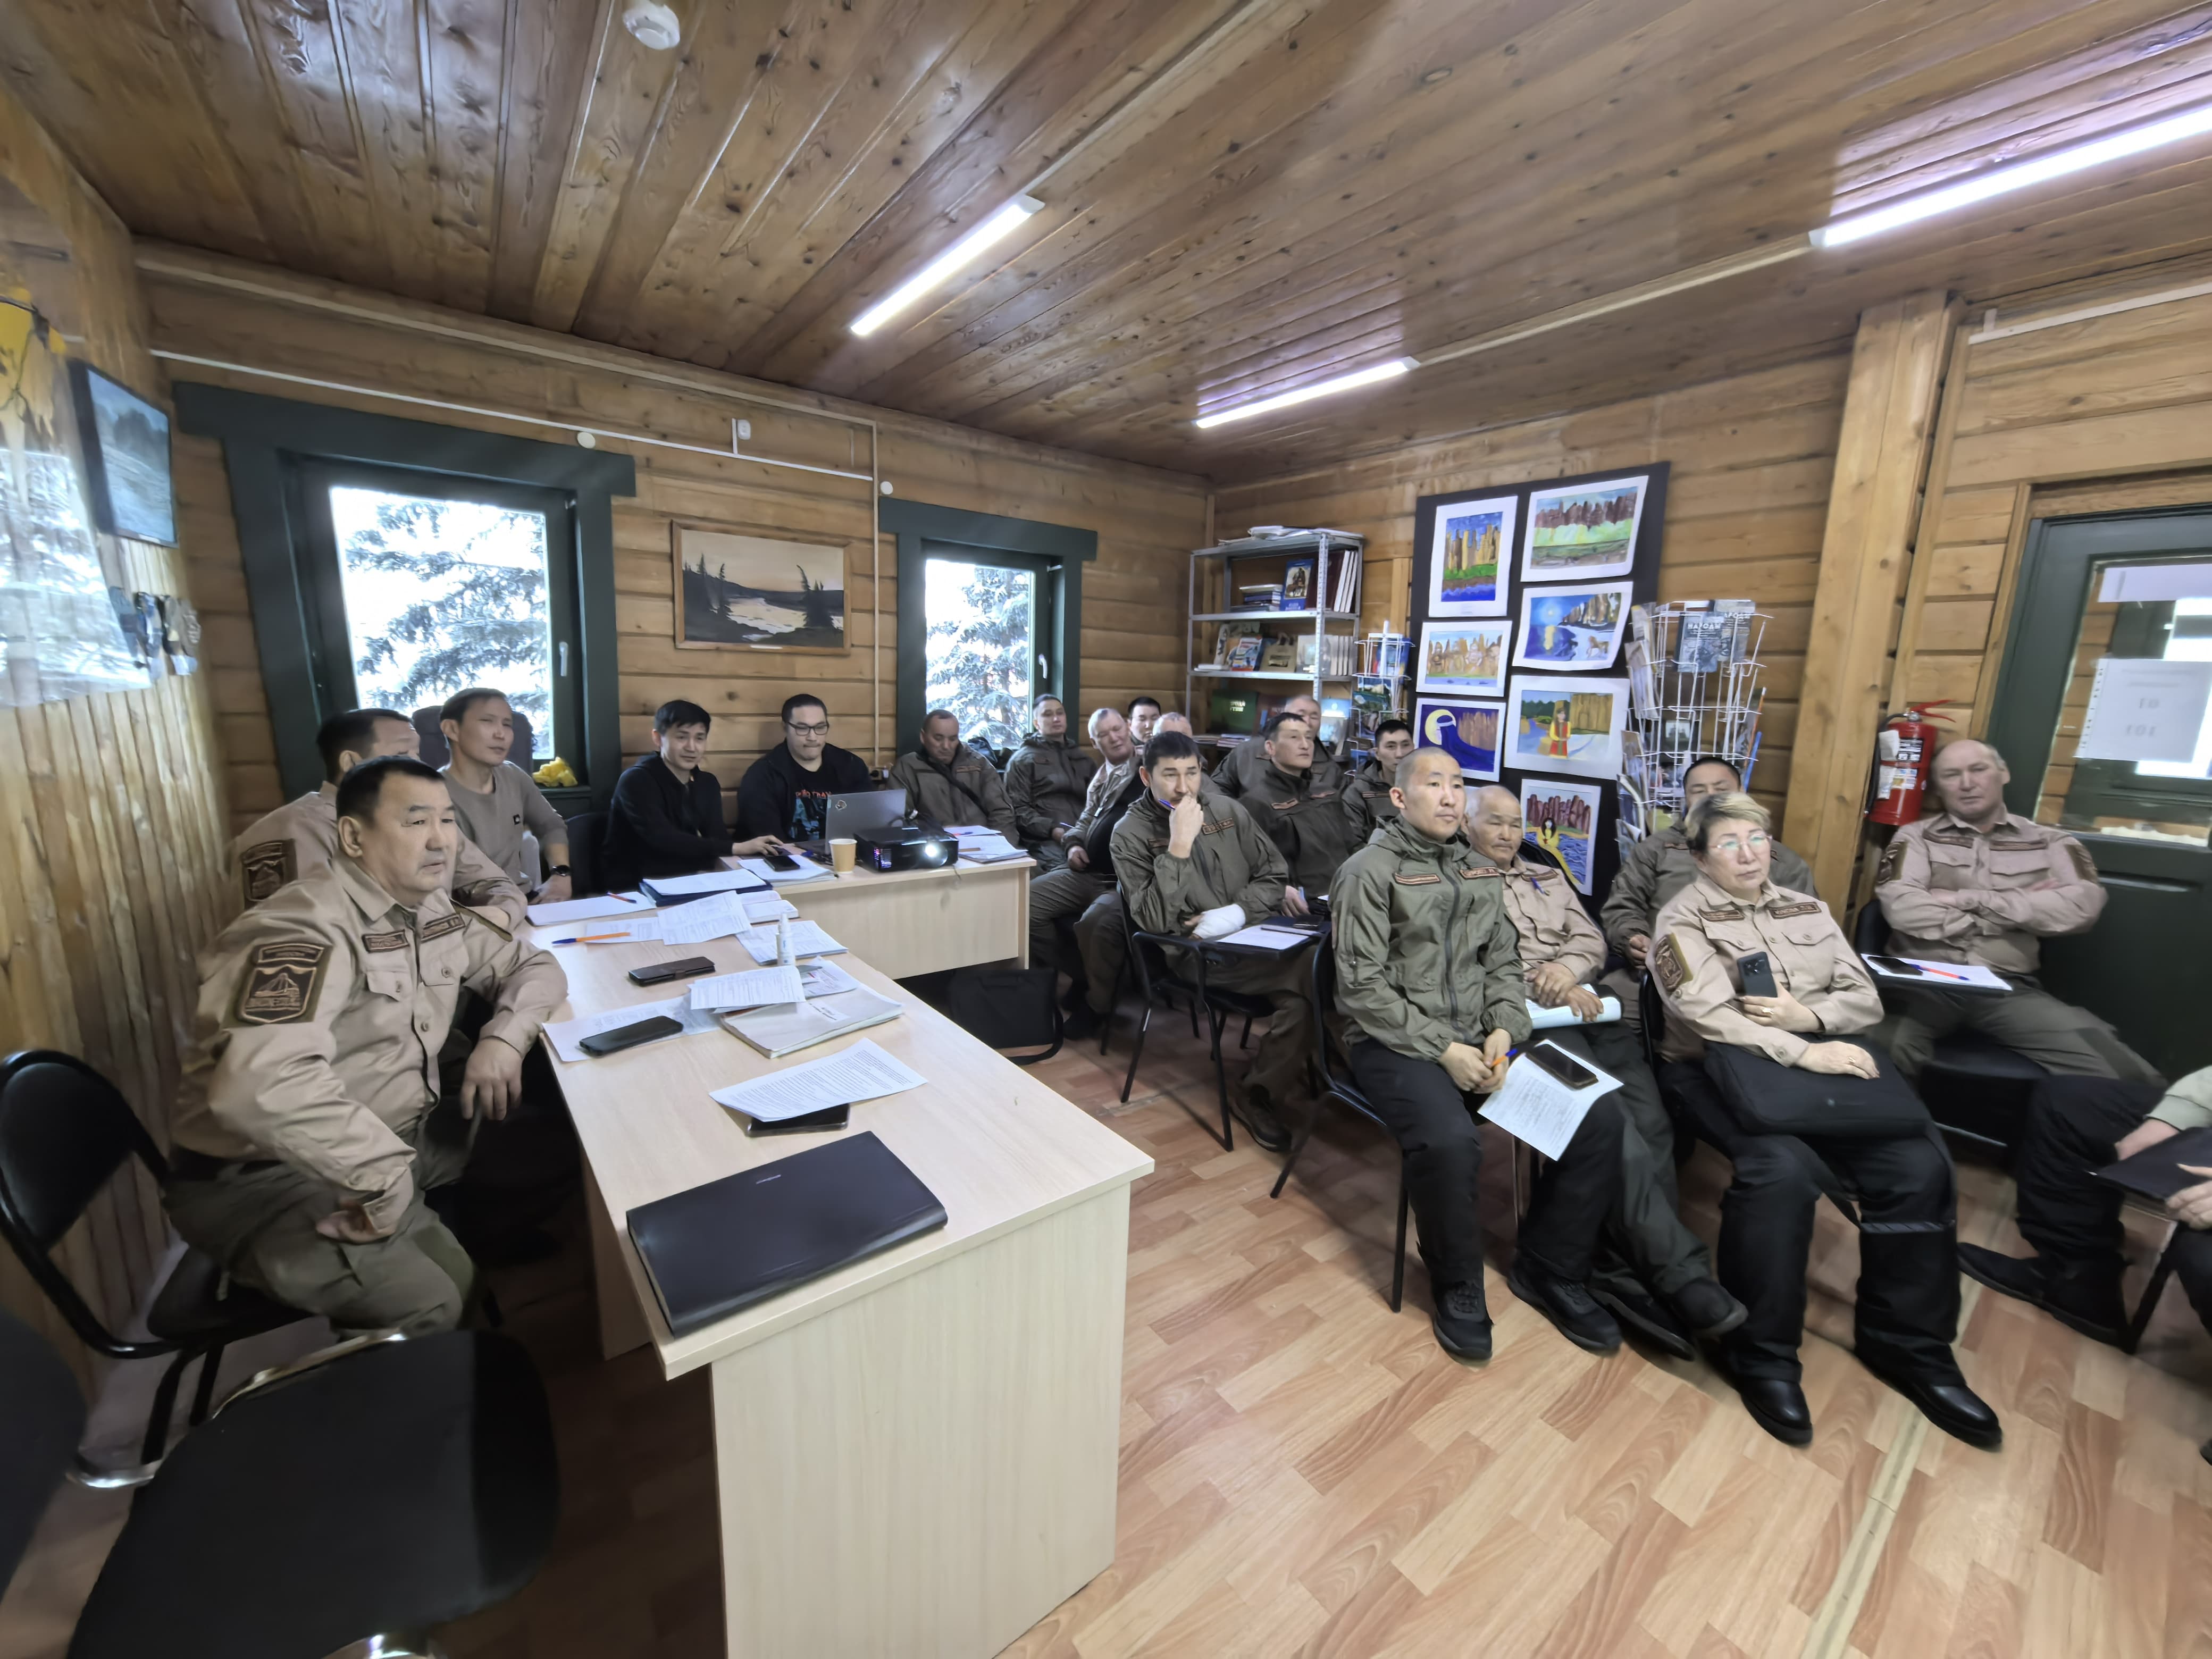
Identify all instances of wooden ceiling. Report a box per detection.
[7,0,2212,480]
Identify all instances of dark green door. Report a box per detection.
[1986,509,2212,1080]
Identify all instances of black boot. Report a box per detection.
[1957,1244,2125,1346]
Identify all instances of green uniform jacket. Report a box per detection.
[2149,1066,2212,1133]
[1241,760,1358,897]
[1600,823,1815,958]
[1111,791,1286,935]
[1332,815,1531,1062]
[1340,756,1400,843]
[1003,731,1099,845]
[1217,738,1342,800]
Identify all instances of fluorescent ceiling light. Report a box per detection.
[1813,102,2212,248]
[849,195,1044,336]
[1193,357,1416,429]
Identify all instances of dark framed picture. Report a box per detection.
[671,522,850,652]
[68,361,175,545]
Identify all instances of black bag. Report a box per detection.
[1702,1037,1931,1141]
[943,967,1063,1065]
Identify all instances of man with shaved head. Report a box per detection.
[1330,749,1626,1362]
[1873,739,2159,1082]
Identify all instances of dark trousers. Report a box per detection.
[2014,1076,2212,1326]
[1662,1056,1960,1383]
[1350,1039,1623,1291]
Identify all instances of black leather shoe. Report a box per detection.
[1669,1278,1749,1341]
[1956,1243,2125,1346]
[1061,1003,1101,1041]
[1861,1360,2002,1449]
[1736,1376,1814,1447]
[1590,1284,1695,1361]
[1233,1088,1292,1154]
[1508,1260,1623,1354]
[1432,1280,1493,1363]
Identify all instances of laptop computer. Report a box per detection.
[796,787,907,856]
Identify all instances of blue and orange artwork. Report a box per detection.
[1414,697,1502,782]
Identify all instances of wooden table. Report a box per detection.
[728,854,1035,977]
[537,921,1151,1658]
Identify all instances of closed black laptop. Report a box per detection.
[626,1131,948,1337]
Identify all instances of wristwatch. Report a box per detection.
[546,864,572,877]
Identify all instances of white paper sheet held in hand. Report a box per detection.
[657,891,751,945]
[1478,1041,1620,1161]
[738,919,845,961]
[543,996,722,1063]
[686,966,806,1011]
[1524,996,1622,1029]
[709,1037,927,1122]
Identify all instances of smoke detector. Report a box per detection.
[623,2,680,50]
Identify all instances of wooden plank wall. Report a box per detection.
[0,89,234,1384]
[1893,261,2212,791]
[139,248,1210,832]
[1213,353,1856,822]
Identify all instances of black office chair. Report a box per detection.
[0,1051,307,1463]
[1117,907,1281,1151]
[1851,901,2044,1152]
[1269,931,1412,1310]
[563,809,610,896]
[0,1309,558,1659]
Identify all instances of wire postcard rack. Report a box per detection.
[1620,600,1769,852]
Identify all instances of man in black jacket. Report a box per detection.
[605,701,789,891]
[735,693,873,843]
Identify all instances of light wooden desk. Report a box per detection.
[724,854,1034,977]
[538,924,1151,1659]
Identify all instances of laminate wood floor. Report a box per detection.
[6,1010,2209,1659]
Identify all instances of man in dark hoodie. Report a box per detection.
[889,708,1017,836]
[734,693,873,843]
[1003,694,1097,872]
[604,700,792,892]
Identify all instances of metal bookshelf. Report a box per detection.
[1187,529,1365,755]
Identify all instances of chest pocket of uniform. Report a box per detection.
[1921,841,1978,890]
[1984,846,2051,886]
[364,961,414,1002]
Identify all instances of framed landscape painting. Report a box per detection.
[1416,620,1510,698]
[1413,696,1503,782]
[1426,495,1515,617]
[672,524,848,652]
[1506,674,1628,781]
[1521,474,1646,582]
[1511,580,1632,669]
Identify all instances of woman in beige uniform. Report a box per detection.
[1650,792,1999,1454]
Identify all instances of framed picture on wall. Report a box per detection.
[1415,619,1510,697]
[1506,674,1629,781]
[1520,473,1646,582]
[1412,696,1503,782]
[1425,495,1515,616]
[68,361,175,545]
[1510,580,1633,669]
[672,523,850,652]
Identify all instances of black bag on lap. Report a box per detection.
[1701,1037,1932,1141]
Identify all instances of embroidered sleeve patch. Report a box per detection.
[1876,839,1906,885]
[421,913,468,941]
[1653,933,1691,993]
[2064,841,2100,882]
[360,928,410,953]
[1392,872,1442,886]
[239,840,295,905]
[231,941,329,1026]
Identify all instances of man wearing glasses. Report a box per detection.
[735,693,873,844]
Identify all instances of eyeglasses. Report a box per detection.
[786,720,831,736]
[1710,833,1771,855]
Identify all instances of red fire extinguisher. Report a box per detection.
[1867,702,1953,826]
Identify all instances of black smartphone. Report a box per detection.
[1524,1042,1599,1090]
[1864,954,1922,977]
[578,1015,684,1057]
[627,956,716,986]
[765,852,802,873]
[742,1103,850,1136]
[1736,950,1779,999]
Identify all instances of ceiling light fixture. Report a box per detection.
[849,196,1045,336]
[1812,101,2212,248]
[1192,357,1417,429]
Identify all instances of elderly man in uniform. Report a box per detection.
[889,707,1018,838]
[1873,739,2159,1082]
[1004,695,1099,872]
[1029,707,1141,1037]
[1240,711,1357,916]
[1332,748,1626,1361]
[1464,785,1745,1358]
[1599,755,1814,1025]
[1342,717,1414,842]
[232,707,526,928]
[1217,692,1343,798]
[164,757,567,1335]
[1112,730,1310,1151]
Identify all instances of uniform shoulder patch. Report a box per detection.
[1876,839,1906,885]
[1653,933,1691,994]
[421,912,468,941]
[1393,872,1442,886]
[239,839,295,906]
[1769,901,1825,918]
[231,940,329,1026]
[2064,841,2100,883]
[361,928,410,953]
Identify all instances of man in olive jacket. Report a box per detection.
[1003,695,1098,870]
[1333,747,1626,1363]
[1111,730,1310,1151]
[888,708,1017,837]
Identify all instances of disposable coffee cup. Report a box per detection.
[829,837,857,873]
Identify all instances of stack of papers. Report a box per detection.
[738,854,834,885]
[1864,956,2010,992]
[526,894,650,927]
[543,916,665,944]
[659,892,753,945]
[688,966,807,1011]
[951,828,1025,864]
[1217,922,1319,951]
[722,987,905,1058]
[643,869,770,904]
[738,919,846,962]
[742,894,799,924]
[543,996,723,1063]
[1526,996,1622,1029]
[1479,1041,1619,1160]
[710,1038,926,1122]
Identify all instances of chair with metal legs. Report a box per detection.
[1118,906,1276,1151]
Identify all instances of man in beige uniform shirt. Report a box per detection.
[166,757,567,1335]
[1873,739,2159,1082]
[231,707,527,927]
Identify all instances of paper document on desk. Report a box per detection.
[543,996,722,1063]
[741,894,798,924]
[646,869,768,899]
[545,917,664,945]
[737,920,847,962]
[799,961,860,996]
[1478,1041,1620,1160]
[722,987,903,1059]
[1217,923,1318,951]
[659,892,751,945]
[738,854,834,885]
[688,966,807,1011]
[1863,956,2010,993]
[954,831,1026,864]
[710,1036,926,1120]
[1525,996,1622,1029]
[526,894,647,926]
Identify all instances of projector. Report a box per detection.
[857,826,958,873]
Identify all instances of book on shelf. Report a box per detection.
[1225,635,1264,671]
[1318,697,1351,745]
[1259,639,1297,669]
[1236,583,1285,611]
[1281,556,1314,611]
[1295,633,1360,676]
[1330,549,1362,613]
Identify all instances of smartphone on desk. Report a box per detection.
[579,1015,684,1058]
[1523,1042,1599,1090]
[741,1104,850,1136]
[1735,951,1779,1000]
[628,956,716,986]
[764,852,802,873]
